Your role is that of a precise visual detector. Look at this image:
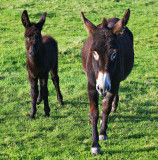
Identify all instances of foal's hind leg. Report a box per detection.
[39,76,50,117]
[50,69,63,105]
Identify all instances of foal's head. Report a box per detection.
[81,9,130,95]
[21,10,46,58]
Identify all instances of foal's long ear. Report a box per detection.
[21,10,31,28]
[99,17,108,28]
[81,12,97,36]
[37,12,47,30]
[113,8,130,35]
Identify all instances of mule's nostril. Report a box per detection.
[97,86,99,90]
[101,89,103,93]
[106,85,111,92]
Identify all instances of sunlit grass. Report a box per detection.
[0,0,158,159]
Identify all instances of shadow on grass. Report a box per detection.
[123,133,146,139]
[105,146,156,155]
[20,3,35,8]
[33,12,56,18]
[0,154,9,159]
[0,76,5,80]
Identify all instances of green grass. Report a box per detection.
[0,0,158,159]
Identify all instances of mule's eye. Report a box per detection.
[111,53,117,61]
[92,51,99,61]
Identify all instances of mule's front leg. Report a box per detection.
[99,92,114,140]
[88,82,100,155]
[29,77,38,119]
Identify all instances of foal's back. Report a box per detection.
[39,35,58,72]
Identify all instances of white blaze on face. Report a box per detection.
[96,72,111,95]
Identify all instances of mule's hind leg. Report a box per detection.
[39,76,50,117]
[111,83,120,112]
[50,69,63,105]
[36,79,43,105]
[111,93,119,112]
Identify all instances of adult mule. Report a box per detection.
[81,9,134,154]
[21,10,64,119]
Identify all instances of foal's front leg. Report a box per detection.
[39,76,50,117]
[36,79,43,105]
[29,76,38,119]
[87,82,100,155]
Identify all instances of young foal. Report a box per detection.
[81,9,134,154]
[21,10,63,119]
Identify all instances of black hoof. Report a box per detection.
[29,115,35,119]
[36,98,42,105]
[59,100,64,105]
[45,113,50,117]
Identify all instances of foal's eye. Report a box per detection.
[26,37,29,42]
[92,51,99,61]
[111,53,117,61]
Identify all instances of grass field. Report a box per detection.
[0,0,158,159]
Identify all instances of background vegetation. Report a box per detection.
[0,0,158,159]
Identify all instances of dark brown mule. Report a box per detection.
[81,9,134,154]
[21,10,64,119]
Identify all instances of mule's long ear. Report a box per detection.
[113,8,130,35]
[81,12,97,35]
[21,10,31,28]
[37,12,47,30]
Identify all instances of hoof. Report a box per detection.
[111,107,116,112]
[36,101,41,105]
[91,146,101,155]
[29,115,35,119]
[36,98,42,105]
[99,135,107,141]
[45,113,50,117]
[59,101,64,105]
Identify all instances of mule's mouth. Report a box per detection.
[96,87,108,96]
[96,72,111,95]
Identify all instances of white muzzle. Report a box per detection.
[96,72,111,95]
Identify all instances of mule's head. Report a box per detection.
[81,9,130,95]
[21,10,46,58]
